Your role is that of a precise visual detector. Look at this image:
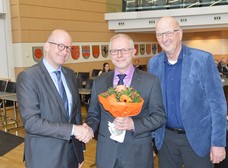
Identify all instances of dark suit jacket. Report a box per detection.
[16,61,83,168]
[86,68,166,168]
[149,45,227,157]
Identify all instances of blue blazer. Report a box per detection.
[148,45,227,157]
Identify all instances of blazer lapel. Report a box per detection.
[107,71,114,88]
[130,68,142,91]
[180,45,192,106]
[38,62,67,117]
[62,67,77,120]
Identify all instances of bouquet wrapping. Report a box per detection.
[98,85,144,117]
[98,85,144,142]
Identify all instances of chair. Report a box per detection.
[77,78,84,89]
[77,72,90,88]
[84,79,94,109]
[0,81,16,129]
[77,72,90,81]
[91,69,101,77]
[4,81,16,107]
[85,79,94,89]
[0,80,8,111]
[0,80,8,92]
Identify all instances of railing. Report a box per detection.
[123,0,228,12]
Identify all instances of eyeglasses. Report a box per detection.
[48,42,72,53]
[109,48,134,55]
[156,29,180,39]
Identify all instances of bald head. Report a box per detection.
[155,16,183,60]
[109,34,134,49]
[44,29,72,69]
[156,16,180,33]
[47,29,72,44]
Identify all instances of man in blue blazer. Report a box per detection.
[148,16,227,168]
[86,34,166,168]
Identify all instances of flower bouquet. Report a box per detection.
[98,85,144,117]
[98,85,144,142]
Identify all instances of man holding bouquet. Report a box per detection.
[86,34,166,168]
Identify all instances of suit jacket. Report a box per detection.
[148,44,227,157]
[16,61,83,168]
[86,68,166,168]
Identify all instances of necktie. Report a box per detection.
[117,74,127,85]
[54,71,69,119]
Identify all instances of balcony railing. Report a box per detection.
[123,0,228,12]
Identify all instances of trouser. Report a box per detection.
[158,128,214,168]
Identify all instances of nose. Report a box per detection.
[161,34,168,41]
[116,50,123,57]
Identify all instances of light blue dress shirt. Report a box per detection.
[43,59,72,116]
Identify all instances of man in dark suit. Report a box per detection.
[148,16,227,168]
[218,57,228,77]
[16,29,93,168]
[86,34,166,168]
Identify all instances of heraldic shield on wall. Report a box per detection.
[32,46,43,62]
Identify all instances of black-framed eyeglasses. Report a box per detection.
[109,48,134,55]
[156,29,180,39]
[48,42,72,53]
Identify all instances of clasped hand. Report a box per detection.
[113,117,134,131]
[73,123,94,143]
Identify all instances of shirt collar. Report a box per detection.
[164,49,183,64]
[114,64,135,78]
[43,58,62,73]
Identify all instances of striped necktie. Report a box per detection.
[54,71,69,119]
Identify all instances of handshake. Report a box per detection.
[73,123,94,143]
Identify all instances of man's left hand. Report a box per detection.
[113,117,134,131]
[210,146,226,164]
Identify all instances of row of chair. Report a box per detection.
[75,69,101,82]
[0,80,17,131]
[77,78,94,89]
[0,80,16,108]
[75,71,98,106]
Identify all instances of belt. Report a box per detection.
[166,127,186,134]
[69,135,75,143]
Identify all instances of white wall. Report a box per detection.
[0,0,14,81]
[183,39,228,55]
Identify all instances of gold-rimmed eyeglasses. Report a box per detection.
[48,42,72,53]
[109,48,134,55]
[156,29,180,39]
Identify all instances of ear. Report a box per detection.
[179,29,183,41]
[133,48,137,57]
[44,42,50,51]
